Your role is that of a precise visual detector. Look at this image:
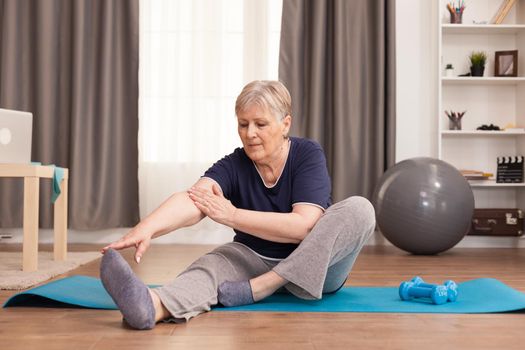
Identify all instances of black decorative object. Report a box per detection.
[497,156,524,183]
[477,124,501,131]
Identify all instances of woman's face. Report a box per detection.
[237,105,291,164]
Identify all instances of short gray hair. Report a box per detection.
[235,80,292,121]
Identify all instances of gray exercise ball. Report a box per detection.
[373,157,474,255]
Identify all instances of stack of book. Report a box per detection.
[497,156,524,183]
[460,170,494,181]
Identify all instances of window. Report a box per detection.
[139,0,283,163]
[138,0,282,241]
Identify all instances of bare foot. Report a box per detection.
[250,271,287,302]
[149,289,171,322]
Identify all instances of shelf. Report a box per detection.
[469,180,525,187]
[442,77,525,85]
[442,24,525,35]
[438,0,525,209]
[441,130,525,136]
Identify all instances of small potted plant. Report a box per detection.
[445,63,455,77]
[469,51,487,77]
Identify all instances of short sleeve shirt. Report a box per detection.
[203,136,332,259]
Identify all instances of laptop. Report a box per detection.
[0,108,33,164]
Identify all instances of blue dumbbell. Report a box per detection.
[399,281,448,305]
[411,276,458,302]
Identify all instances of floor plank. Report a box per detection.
[1,244,524,349]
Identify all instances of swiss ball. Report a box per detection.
[373,157,474,255]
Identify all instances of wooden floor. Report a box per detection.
[1,244,525,349]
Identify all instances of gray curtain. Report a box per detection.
[279,0,396,202]
[0,0,140,229]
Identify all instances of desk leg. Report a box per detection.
[54,177,68,261]
[23,176,39,272]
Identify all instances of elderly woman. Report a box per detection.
[100,80,376,330]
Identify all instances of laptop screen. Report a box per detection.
[0,108,33,164]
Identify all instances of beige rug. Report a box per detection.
[0,251,101,290]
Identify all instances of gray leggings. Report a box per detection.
[155,196,376,321]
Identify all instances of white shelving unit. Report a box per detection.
[438,0,525,209]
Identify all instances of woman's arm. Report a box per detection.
[231,204,323,243]
[137,191,204,239]
[102,178,214,261]
[188,184,323,244]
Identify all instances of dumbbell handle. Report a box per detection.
[411,276,458,302]
[416,281,439,289]
[399,281,449,305]
[408,285,436,298]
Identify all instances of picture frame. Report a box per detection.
[495,50,518,77]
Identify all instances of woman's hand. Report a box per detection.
[188,184,237,227]
[101,228,152,264]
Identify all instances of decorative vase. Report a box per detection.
[445,69,455,77]
[470,65,485,77]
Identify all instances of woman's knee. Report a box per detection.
[329,196,376,230]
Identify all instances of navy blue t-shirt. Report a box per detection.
[203,136,332,259]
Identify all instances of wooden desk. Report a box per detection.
[0,164,69,272]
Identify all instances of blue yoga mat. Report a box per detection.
[3,275,525,314]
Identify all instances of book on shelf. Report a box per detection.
[460,169,494,180]
[491,0,517,24]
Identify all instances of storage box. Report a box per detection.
[469,208,524,236]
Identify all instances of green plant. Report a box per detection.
[469,51,487,67]
[445,64,454,69]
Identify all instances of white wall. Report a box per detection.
[396,0,438,162]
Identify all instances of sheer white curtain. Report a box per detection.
[139,0,282,243]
